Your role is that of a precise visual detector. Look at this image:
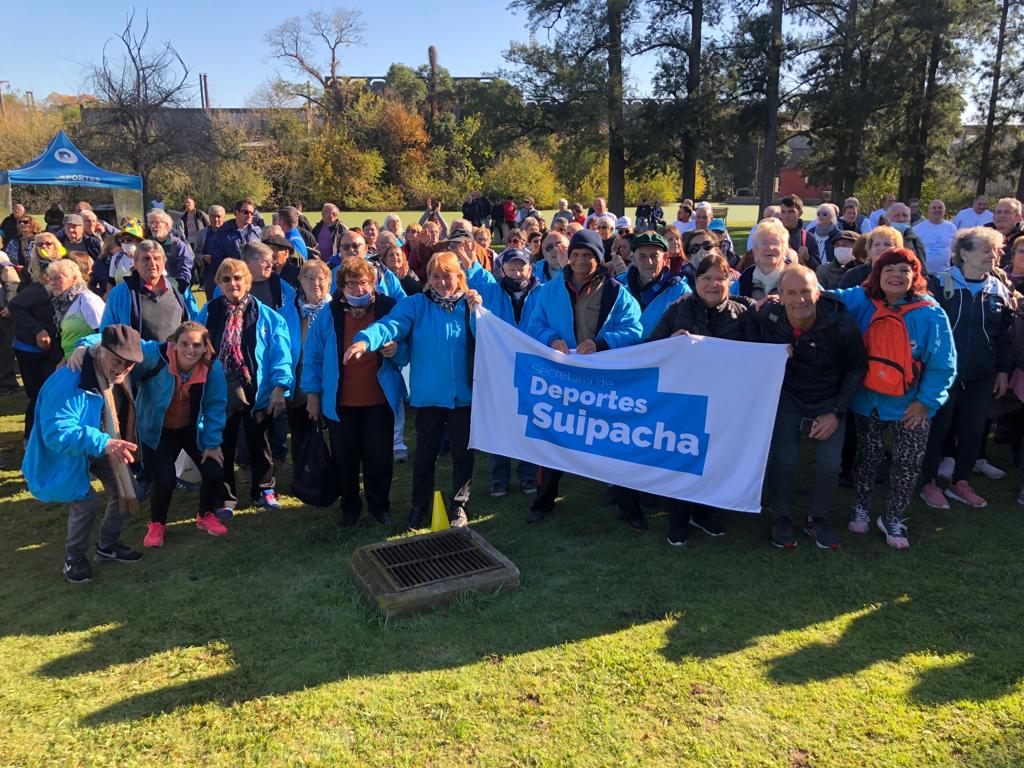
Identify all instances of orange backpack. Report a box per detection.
[863,298,931,397]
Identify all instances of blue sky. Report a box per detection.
[2,1,668,106]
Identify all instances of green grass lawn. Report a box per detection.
[1,379,1023,767]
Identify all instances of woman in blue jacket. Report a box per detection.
[830,248,956,549]
[197,258,293,511]
[303,257,407,526]
[344,251,482,530]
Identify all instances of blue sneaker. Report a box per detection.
[214,506,234,521]
[256,489,281,510]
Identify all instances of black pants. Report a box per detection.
[141,426,224,523]
[531,467,564,513]
[668,500,718,538]
[222,407,274,503]
[327,404,395,519]
[921,376,995,484]
[0,316,18,390]
[15,349,57,440]
[412,406,473,513]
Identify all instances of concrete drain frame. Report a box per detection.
[350,528,520,619]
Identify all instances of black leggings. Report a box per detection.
[141,426,224,523]
[921,376,994,484]
[15,349,57,440]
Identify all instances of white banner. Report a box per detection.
[468,308,789,513]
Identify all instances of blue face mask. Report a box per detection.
[892,222,909,233]
[345,292,372,307]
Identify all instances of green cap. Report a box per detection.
[630,231,669,251]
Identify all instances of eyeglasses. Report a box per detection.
[239,209,255,216]
[685,242,716,256]
[339,243,363,251]
[35,240,56,249]
[596,224,612,230]
[508,238,522,245]
[344,279,372,290]
[543,244,566,254]
[221,274,245,283]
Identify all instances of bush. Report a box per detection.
[482,146,559,208]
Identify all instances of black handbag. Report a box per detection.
[290,422,340,507]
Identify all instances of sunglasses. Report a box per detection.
[239,209,255,216]
[685,241,716,256]
[18,219,32,225]
[221,274,245,283]
[339,243,363,251]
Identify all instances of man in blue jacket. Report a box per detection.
[23,325,145,583]
[205,198,262,294]
[524,228,643,524]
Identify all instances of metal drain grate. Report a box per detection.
[350,528,520,619]
[366,529,502,591]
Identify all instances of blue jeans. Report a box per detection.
[488,454,537,487]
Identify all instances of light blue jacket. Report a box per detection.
[355,293,476,408]
[614,268,692,340]
[23,358,111,502]
[301,296,408,421]
[196,297,294,411]
[829,286,957,420]
[525,270,643,350]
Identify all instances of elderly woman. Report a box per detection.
[810,203,842,263]
[303,257,406,525]
[830,249,956,549]
[649,251,762,544]
[196,258,293,511]
[287,259,332,456]
[917,227,1013,510]
[816,230,860,290]
[733,219,790,299]
[838,225,904,289]
[5,213,40,274]
[47,259,105,359]
[473,226,498,264]
[344,252,482,530]
[380,242,421,296]
[383,213,403,242]
[9,233,64,437]
[101,240,189,342]
[595,214,617,259]
[146,208,195,295]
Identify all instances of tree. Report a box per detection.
[758,0,783,211]
[82,11,201,202]
[264,7,365,117]
[976,0,1022,195]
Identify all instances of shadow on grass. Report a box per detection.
[2,436,1023,727]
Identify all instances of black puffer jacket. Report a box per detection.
[755,294,867,414]
[9,281,62,363]
[648,293,761,342]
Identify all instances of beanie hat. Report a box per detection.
[568,229,605,262]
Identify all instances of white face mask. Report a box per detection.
[121,242,137,256]
[834,246,854,265]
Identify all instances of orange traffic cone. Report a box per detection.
[430,491,449,531]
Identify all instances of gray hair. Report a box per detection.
[136,239,166,262]
[951,226,1004,263]
[886,202,910,218]
[753,218,789,247]
[147,209,172,226]
[45,258,85,285]
[322,203,340,215]
[242,242,274,263]
[598,214,617,229]
[208,205,226,217]
[998,197,1022,217]
[382,213,402,231]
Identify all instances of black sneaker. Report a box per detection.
[405,507,425,531]
[371,510,394,526]
[803,517,840,550]
[771,517,797,549]
[94,543,143,563]
[666,527,688,547]
[690,513,725,537]
[527,505,552,525]
[521,479,538,495]
[63,557,92,583]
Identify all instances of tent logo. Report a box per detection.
[54,149,77,164]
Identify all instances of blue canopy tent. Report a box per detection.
[0,130,143,224]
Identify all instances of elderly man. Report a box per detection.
[755,265,867,549]
[262,233,300,288]
[953,195,994,229]
[584,197,615,229]
[864,194,897,233]
[615,232,691,340]
[313,203,347,261]
[180,197,209,249]
[333,229,406,299]
[80,209,113,246]
[524,228,643,525]
[0,202,25,243]
[735,218,791,299]
[552,198,573,224]
[884,202,927,270]
[914,199,957,274]
[986,197,1024,263]
[101,240,189,342]
[195,205,224,260]
[23,324,146,582]
[58,214,102,260]
[746,205,781,253]
[206,198,262,294]
[146,209,195,294]
[74,201,119,237]
[779,195,820,267]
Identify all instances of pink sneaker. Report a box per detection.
[945,481,987,508]
[920,481,950,509]
[196,512,228,536]
[848,506,870,534]
[143,522,165,548]
[876,516,910,550]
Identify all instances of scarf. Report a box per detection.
[52,283,87,327]
[752,266,783,298]
[425,288,465,312]
[93,354,139,516]
[220,295,253,385]
[299,293,330,323]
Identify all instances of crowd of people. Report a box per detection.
[0,189,1019,583]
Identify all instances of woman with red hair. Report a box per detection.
[830,248,956,549]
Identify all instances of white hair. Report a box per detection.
[208,205,225,217]
[753,218,789,247]
[816,204,837,226]
[599,214,617,229]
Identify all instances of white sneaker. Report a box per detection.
[973,458,1006,480]
[936,456,955,480]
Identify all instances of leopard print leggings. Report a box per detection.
[854,410,931,523]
